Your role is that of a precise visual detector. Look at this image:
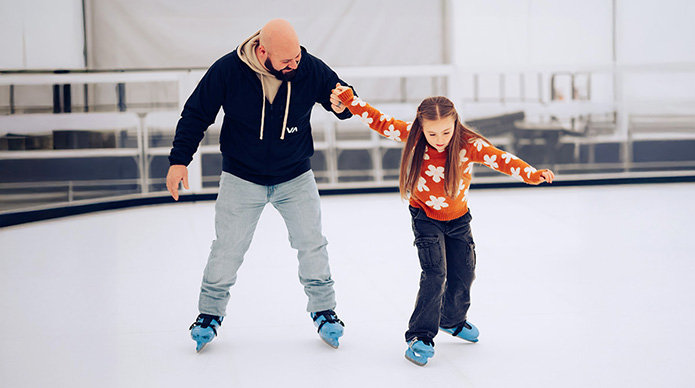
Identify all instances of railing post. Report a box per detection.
[117,83,126,112]
[137,112,149,194]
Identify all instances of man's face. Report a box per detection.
[264,50,301,81]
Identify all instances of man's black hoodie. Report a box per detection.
[169,42,353,186]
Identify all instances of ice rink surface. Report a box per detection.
[1,182,694,387]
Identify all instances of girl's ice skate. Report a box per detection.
[405,338,435,366]
[310,310,344,349]
[440,321,479,342]
[189,314,223,352]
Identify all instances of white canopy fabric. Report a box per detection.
[85,0,447,70]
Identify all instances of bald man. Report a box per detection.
[168,19,354,352]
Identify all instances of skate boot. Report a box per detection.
[189,313,223,352]
[310,309,344,349]
[440,321,479,343]
[405,338,435,366]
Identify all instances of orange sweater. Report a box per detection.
[337,89,548,221]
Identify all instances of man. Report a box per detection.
[166,19,353,352]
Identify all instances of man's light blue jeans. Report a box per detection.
[198,170,336,316]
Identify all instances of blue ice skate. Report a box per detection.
[310,310,344,349]
[189,314,223,352]
[440,321,479,343]
[405,338,435,366]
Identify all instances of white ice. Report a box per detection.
[1,183,694,387]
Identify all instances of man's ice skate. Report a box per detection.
[440,321,479,342]
[310,310,344,349]
[405,338,435,366]
[189,314,223,352]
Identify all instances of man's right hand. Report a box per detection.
[166,165,189,201]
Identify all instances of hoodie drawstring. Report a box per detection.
[260,83,266,140]
[280,82,291,140]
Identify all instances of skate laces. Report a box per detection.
[409,337,434,348]
[311,310,344,333]
[450,321,472,337]
[189,314,222,335]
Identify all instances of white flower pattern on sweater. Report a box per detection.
[501,152,519,164]
[524,166,537,179]
[473,139,489,151]
[418,177,430,192]
[459,149,469,165]
[483,154,499,169]
[358,111,373,125]
[384,125,401,141]
[425,165,445,183]
[426,196,449,210]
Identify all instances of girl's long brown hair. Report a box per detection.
[398,96,489,200]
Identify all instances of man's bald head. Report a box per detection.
[256,19,302,80]
[259,19,299,55]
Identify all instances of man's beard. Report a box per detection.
[264,57,297,81]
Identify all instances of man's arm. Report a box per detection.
[311,53,353,120]
[169,60,226,167]
[167,58,227,200]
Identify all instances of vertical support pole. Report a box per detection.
[117,83,126,112]
[400,77,407,103]
[63,84,72,113]
[53,84,61,113]
[9,84,15,114]
[137,112,149,194]
[500,74,506,104]
[83,84,89,112]
[520,73,526,102]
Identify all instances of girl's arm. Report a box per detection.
[467,138,554,184]
[332,86,411,143]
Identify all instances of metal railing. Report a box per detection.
[2,64,694,214]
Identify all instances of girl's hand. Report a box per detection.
[332,83,350,96]
[539,169,555,184]
[330,83,350,113]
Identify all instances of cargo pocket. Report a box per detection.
[464,236,477,271]
[414,236,442,269]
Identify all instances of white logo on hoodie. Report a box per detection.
[286,126,298,134]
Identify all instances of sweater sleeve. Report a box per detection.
[467,138,548,184]
[337,88,411,143]
[169,60,227,166]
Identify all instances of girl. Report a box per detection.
[331,85,554,366]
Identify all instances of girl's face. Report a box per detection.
[422,117,455,152]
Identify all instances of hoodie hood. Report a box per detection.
[237,31,292,140]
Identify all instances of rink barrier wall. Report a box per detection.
[2,175,693,228]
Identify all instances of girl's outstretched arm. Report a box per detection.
[331,84,411,143]
[467,138,554,185]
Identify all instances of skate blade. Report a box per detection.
[405,352,427,366]
[319,336,339,349]
[196,342,207,353]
